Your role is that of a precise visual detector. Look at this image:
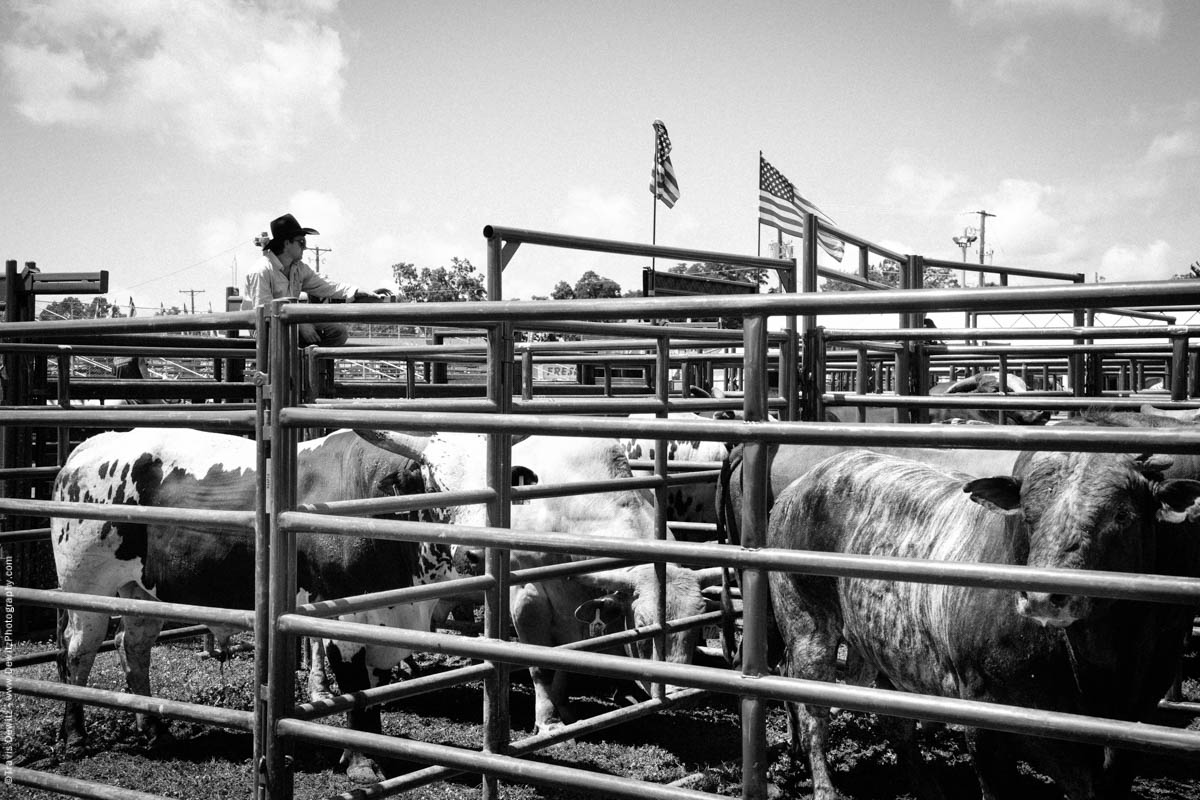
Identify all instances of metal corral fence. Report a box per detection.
[6,226,1200,800]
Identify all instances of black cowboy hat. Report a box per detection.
[267,214,319,248]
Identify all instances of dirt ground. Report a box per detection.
[9,634,1200,799]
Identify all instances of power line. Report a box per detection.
[308,244,331,274]
[179,289,206,314]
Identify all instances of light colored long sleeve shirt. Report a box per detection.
[241,250,360,310]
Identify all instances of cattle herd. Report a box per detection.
[36,375,1200,798]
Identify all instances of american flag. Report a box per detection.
[649,119,680,208]
[758,155,844,261]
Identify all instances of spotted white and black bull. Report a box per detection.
[768,412,1200,800]
[825,372,1050,426]
[52,427,466,784]
[359,430,724,734]
[621,414,728,533]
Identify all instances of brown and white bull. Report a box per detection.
[361,430,723,734]
[52,427,462,784]
[767,417,1200,800]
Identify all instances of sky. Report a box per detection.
[1,0,1197,317]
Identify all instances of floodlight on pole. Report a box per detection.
[952,226,978,287]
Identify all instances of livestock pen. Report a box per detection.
[4,224,1200,800]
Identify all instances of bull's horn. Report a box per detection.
[692,567,726,588]
[354,430,434,460]
[1135,453,1174,475]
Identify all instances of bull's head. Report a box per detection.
[569,564,724,694]
[965,452,1200,627]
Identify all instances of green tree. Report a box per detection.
[550,281,575,300]
[39,296,127,320]
[821,259,960,292]
[391,257,487,302]
[573,270,622,299]
[670,261,766,288]
[39,296,87,320]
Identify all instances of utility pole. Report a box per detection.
[308,245,331,273]
[973,210,995,285]
[179,289,205,314]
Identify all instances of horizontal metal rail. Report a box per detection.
[296,487,497,516]
[277,617,1200,758]
[0,342,252,358]
[0,408,256,430]
[0,465,59,479]
[3,624,213,670]
[823,325,1200,342]
[10,767,177,800]
[278,513,1200,606]
[0,497,254,532]
[280,408,1200,455]
[0,310,257,338]
[10,675,254,731]
[279,280,1200,325]
[0,527,50,544]
[294,558,642,618]
[484,224,789,272]
[296,608,723,720]
[821,393,1176,412]
[11,586,254,630]
[922,255,1084,283]
[280,716,716,800]
[314,688,714,799]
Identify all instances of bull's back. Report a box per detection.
[768,444,1020,497]
[769,451,1038,700]
[52,429,259,604]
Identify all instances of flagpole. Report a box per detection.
[651,127,659,274]
[756,151,762,258]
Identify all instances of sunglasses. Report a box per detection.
[291,238,307,248]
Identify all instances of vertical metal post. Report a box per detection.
[652,336,670,701]
[55,353,71,467]
[253,304,270,800]
[482,233,512,800]
[996,354,1010,426]
[810,327,828,423]
[264,300,297,800]
[740,315,770,800]
[782,252,799,421]
[799,214,819,422]
[2,262,18,481]
[1171,334,1189,402]
[521,348,533,401]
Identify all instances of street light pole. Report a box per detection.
[952,227,977,287]
[973,210,995,285]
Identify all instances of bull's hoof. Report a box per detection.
[341,750,385,784]
[60,732,88,758]
[141,719,176,753]
[534,720,570,738]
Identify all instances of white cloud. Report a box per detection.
[554,186,638,239]
[982,179,1063,255]
[1,0,347,168]
[288,191,348,240]
[883,159,962,216]
[992,35,1031,83]
[952,0,1165,41]
[1142,130,1198,165]
[1099,239,1173,282]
